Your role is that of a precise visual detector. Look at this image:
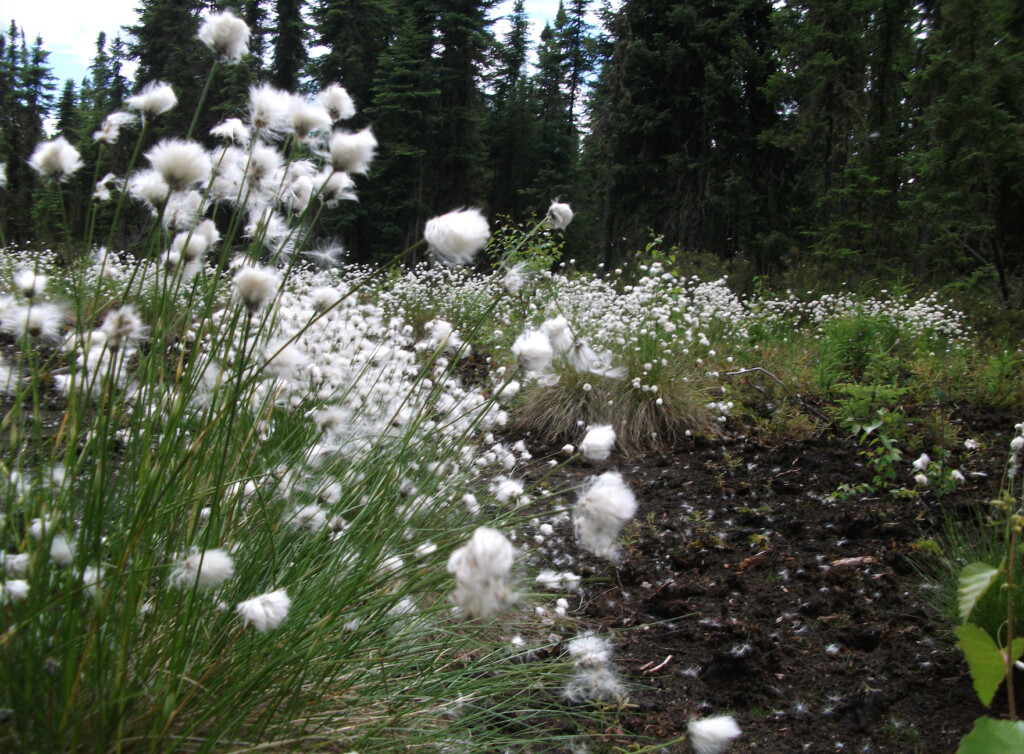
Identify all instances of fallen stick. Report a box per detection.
[643,655,673,675]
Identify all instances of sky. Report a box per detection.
[0,0,574,90]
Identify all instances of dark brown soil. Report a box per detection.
[520,407,1023,753]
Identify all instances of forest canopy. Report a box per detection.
[2,0,1023,304]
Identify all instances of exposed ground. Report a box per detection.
[519,406,1022,753]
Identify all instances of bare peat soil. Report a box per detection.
[522,408,1023,753]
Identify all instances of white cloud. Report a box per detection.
[1,0,139,85]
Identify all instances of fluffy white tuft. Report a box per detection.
[13,269,47,299]
[567,634,614,666]
[573,471,637,560]
[540,316,574,354]
[687,715,742,754]
[546,201,574,230]
[128,169,170,208]
[446,527,515,619]
[100,306,147,349]
[249,84,290,134]
[210,117,250,145]
[233,265,281,313]
[580,424,616,461]
[28,137,83,183]
[0,579,29,603]
[285,504,327,532]
[317,84,356,122]
[93,111,137,144]
[49,534,74,567]
[512,330,554,372]
[236,588,291,632]
[424,208,490,266]
[288,96,332,141]
[170,548,235,589]
[326,128,377,174]
[198,10,250,63]
[145,139,212,192]
[126,81,178,119]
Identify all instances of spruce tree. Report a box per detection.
[530,22,573,206]
[905,0,1024,302]
[271,0,308,91]
[598,0,786,268]
[360,5,442,261]
[56,79,78,135]
[484,0,536,220]
[432,0,494,211]
[311,0,397,113]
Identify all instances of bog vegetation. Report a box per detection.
[0,2,1022,753]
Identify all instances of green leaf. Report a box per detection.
[954,624,1024,707]
[959,562,1000,623]
[956,716,1024,754]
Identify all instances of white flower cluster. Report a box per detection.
[750,288,970,343]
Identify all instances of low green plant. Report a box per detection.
[952,429,1024,752]
[831,406,906,501]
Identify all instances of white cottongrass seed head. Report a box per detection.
[210,117,250,145]
[288,96,332,141]
[100,306,146,349]
[512,330,554,373]
[198,10,250,63]
[28,137,84,183]
[687,715,742,754]
[567,633,614,666]
[317,84,356,122]
[540,315,574,354]
[0,579,29,603]
[912,453,930,471]
[546,200,574,230]
[574,471,637,560]
[93,111,136,144]
[128,169,170,208]
[233,265,281,313]
[126,81,178,119]
[580,424,616,461]
[249,84,290,134]
[145,139,212,192]
[327,128,377,174]
[1012,436,1024,453]
[446,526,515,619]
[13,269,47,299]
[236,588,291,632]
[424,208,490,266]
[170,548,235,589]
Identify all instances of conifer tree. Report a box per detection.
[432,0,494,211]
[485,0,536,219]
[360,5,442,261]
[905,0,1024,302]
[0,24,55,242]
[56,79,78,135]
[598,0,785,267]
[271,0,308,91]
[244,0,270,73]
[530,22,574,206]
[311,0,397,113]
[127,0,205,134]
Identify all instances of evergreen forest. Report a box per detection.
[2,0,1024,304]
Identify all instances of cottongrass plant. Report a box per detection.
[0,13,635,753]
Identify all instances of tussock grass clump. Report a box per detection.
[513,367,719,454]
[0,14,648,753]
